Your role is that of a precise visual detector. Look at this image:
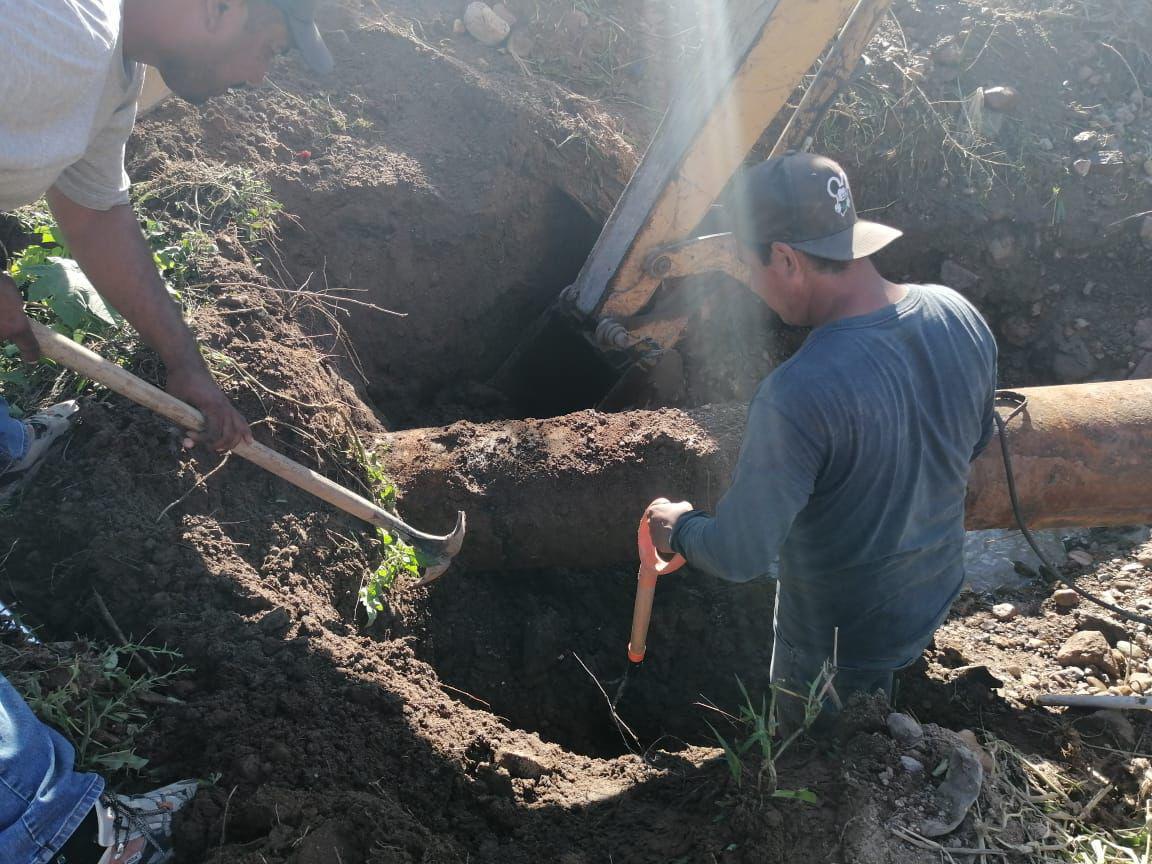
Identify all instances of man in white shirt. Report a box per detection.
[0,3,332,862]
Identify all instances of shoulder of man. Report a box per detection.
[4,0,121,81]
[750,357,835,426]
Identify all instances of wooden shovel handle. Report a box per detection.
[28,321,465,554]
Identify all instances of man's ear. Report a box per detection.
[771,241,800,277]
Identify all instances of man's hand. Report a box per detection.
[166,365,252,453]
[646,498,694,555]
[45,192,255,453]
[0,273,41,362]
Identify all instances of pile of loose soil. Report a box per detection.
[2,1,1151,862]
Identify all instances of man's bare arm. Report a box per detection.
[47,188,251,451]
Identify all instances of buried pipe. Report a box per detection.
[385,381,1152,571]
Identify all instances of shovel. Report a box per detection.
[27,320,465,583]
[612,514,686,707]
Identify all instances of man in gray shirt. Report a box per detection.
[0,3,333,863]
[647,154,997,730]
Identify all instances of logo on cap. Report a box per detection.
[827,171,851,219]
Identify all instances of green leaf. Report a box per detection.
[23,257,122,329]
[771,788,818,804]
[90,750,150,773]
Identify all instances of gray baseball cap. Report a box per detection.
[266,0,334,75]
[730,153,901,261]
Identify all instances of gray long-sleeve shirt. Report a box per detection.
[671,284,998,670]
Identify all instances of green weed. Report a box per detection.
[706,668,834,803]
[1,167,281,417]
[134,165,283,244]
[0,632,189,776]
[355,442,419,625]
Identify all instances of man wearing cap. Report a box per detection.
[646,154,998,731]
[0,2,331,862]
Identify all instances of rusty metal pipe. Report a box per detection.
[386,381,1152,572]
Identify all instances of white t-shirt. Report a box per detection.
[0,0,144,212]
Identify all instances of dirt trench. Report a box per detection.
[2,1,1152,862]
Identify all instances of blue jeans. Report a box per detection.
[0,397,28,473]
[0,676,103,862]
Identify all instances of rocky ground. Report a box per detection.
[1,0,1151,862]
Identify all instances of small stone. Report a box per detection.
[1027,638,1045,649]
[1072,130,1100,154]
[1005,664,1023,678]
[464,2,511,46]
[1131,353,1152,379]
[1073,158,1092,177]
[1058,631,1117,675]
[1053,588,1081,608]
[1092,150,1126,176]
[1130,672,1152,692]
[497,749,548,781]
[1068,549,1094,566]
[1038,137,1054,151]
[887,712,924,746]
[934,40,964,66]
[1077,65,1095,82]
[1053,348,1096,383]
[1078,614,1129,645]
[1086,675,1109,692]
[1114,580,1137,592]
[986,228,1017,266]
[258,607,292,635]
[491,2,517,25]
[1074,318,1090,329]
[453,17,466,33]
[900,756,925,774]
[992,603,1019,621]
[982,85,1019,112]
[1116,640,1147,660]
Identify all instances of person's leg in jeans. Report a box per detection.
[0,675,105,863]
[0,396,28,474]
[0,398,80,504]
[770,632,894,736]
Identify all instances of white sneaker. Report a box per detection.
[0,399,79,502]
[96,780,198,864]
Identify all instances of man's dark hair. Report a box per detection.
[753,242,852,274]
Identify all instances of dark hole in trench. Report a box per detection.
[411,568,778,759]
[486,187,620,419]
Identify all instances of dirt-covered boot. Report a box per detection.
[0,400,79,503]
[95,780,198,864]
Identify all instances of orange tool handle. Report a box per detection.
[627,514,686,663]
